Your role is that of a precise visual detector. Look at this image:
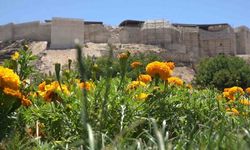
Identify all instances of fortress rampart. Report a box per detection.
[0,17,250,62]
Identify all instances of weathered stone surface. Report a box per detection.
[0,23,13,41]
[84,24,110,43]
[50,17,84,49]
[13,21,40,40]
[0,17,250,62]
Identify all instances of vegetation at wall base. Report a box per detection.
[195,54,250,90]
[1,46,250,149]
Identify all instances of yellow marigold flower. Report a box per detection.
[228,86,244,96]
[165,62,175,70]
[216,95,223,101]
[59,84,70,95]
[240,99,250,106]
[3,87,22,99]
[117,52,129,60]
[75,79,81,84]
[44,81,58,91]
[131,61,142,69]
[226,108,239,115]
[135,93,149,101]
[127,81,146,90]
[38,81,70,102]
[146,61,172,80]
[245,87,250,95]
[40,90,54,102]
[224,88,230,92]
[138,74,152,84]
[11,52,19,60]
[0,66,20,90]
[167,77,184,86]
[186,84,192,89]
[30,92,39,98]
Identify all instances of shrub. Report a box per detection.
[195,54,250,90]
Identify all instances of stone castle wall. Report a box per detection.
[235,26,250,54]
[50,17,84,49]
[0,23,13,41]
[0,18,250,62]
[0,17,84,49]
[199,27,236,57]
[84,24,110,43]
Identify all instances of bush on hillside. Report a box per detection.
[195,54,250,90]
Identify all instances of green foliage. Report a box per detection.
[0,44,38,141]
[2,46,250,149]
[4,45,37,80]
[195,54,250,90]
[72,51,163,81]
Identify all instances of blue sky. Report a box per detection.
[0,0,249,27]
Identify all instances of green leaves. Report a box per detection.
[195,54,250,90]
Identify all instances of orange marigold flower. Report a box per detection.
[3,87,22,99]
[79,81,94,91]
[38,81,46,91]
[165,62,175,70]
[127,81,146,90]
[224,88,230,92]
[167,77,184,86]
[223,86,244,101]
[228,86,244,96]
[138,74,152,84]
[21,97,32,107]
[245,87,250,95]
[130,61,142,69]
[223,91,235,100]
[146,61,172,80]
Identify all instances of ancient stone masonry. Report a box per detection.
[0,17,250,62]
[235,26,250,54]
[50,17,84,49]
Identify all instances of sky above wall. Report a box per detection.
[0,0,249,27]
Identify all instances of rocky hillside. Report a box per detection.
[0,40,196,83]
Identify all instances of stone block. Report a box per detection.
[50,17,84,49]
[13,21,40,40]
[0,23,13,41]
